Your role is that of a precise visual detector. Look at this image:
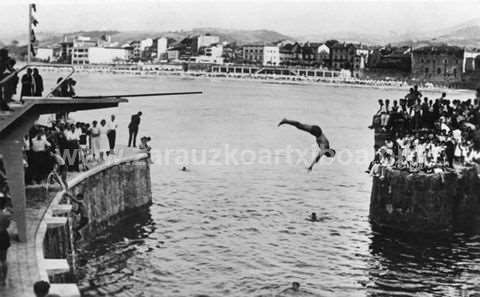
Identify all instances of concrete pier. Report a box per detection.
[0,149,152,297]
[370,166,480,233]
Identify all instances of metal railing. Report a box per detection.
[0,63,75,98]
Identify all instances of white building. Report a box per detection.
[156,37,168,61]
[263,46,280,66]
[72,48,89,64]
[88,47,130,64]
[193,35,220,53]
[242,45,280,66]
[204,44,223,58]
[463,50,480,72]
[72,36,97,64]
[36,48,54,62]
[167,50,180,61]
[140,38,153,51]
[316,44,330,65]
[242,45,264,64]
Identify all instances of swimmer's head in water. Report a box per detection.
[292,282,300,291]
[311,125,322,137]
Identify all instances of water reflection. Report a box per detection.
[75,207,155,297]
[368,231,480,297]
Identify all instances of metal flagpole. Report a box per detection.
[27,4,32,64]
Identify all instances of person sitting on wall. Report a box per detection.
[139,136,152,153]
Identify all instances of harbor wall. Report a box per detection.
[32,153,152,297]
[369,166,480,233]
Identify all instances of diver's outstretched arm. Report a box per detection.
[307,151,325,171]
[278,118,314,134]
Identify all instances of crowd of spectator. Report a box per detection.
[23,113,118,187]
[367,86,480,178]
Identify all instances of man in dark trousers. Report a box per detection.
[32,68,44,97]
[20,68,33,100]
[128,111,142,147]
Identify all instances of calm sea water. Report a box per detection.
[41,71,480,297]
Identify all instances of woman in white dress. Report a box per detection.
[98,119,110,161]
[90,121,101,161]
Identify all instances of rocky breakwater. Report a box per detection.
[370,166,480,233]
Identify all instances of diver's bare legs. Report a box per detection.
[278,118,314,134]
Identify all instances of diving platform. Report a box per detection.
[0,96,127,242]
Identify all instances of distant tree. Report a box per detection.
[10,40,19,47]
[325,40,339,48]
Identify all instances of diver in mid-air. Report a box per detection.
[278,118,336,171]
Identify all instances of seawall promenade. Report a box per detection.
[31,63,448,92]
[1,147,152,297]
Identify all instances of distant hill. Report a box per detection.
[298,18,480,48]
[433,25,480,48]
[185,28,293,45]
[393,18,480,48]
[7,28,295,47]
[5,19,480,50]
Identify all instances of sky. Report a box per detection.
[1,0,480,40]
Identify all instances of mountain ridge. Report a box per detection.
[3,19,480,48]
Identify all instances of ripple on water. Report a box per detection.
[69,75,480,297]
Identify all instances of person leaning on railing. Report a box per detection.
[3,58,18,105]
[0,48,16,111]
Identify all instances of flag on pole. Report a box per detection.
[31,16,39,26]
[31,3,36,12]
[31,30,36,43]
[31,44,36,56]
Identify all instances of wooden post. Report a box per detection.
[1,139,27,241]
[0,113,39,242]
[27,4,32,64]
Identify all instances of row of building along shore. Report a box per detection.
[28,33,480,88]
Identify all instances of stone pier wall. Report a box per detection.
[66,155,152,238]
[32,153,152,297]
[370,166,480,233]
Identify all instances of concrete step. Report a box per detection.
[51,204,73,216]
[42,258,70,275]
[49,283,81,297]
[45,216,68,228]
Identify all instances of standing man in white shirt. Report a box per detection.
[107,115,118,155]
